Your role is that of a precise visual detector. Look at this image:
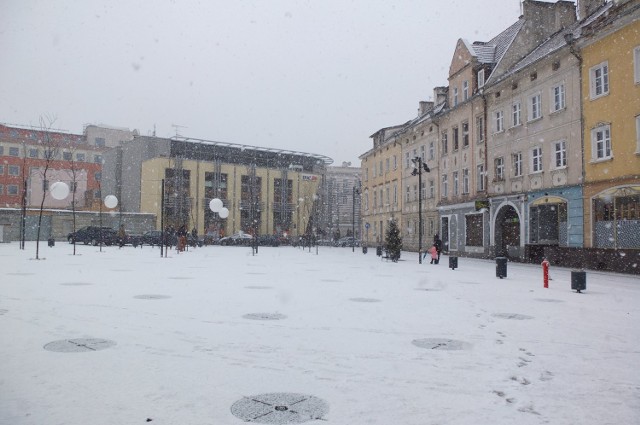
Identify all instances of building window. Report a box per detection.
[0,146,3,155]
[512,102,521,126]
[441,174,448,198]
[364,192,369,211]
[513,152,523,177]
[76,153,85,162]
[379,188,383,207]
[462,168,469,194]
[476,165,485,191]
[636,115,640,153]
[529,93,542,121]
[465,214,483,247]
[8,165,20,176]
[452,126,459,151]
[379,161,383,176]
[413,184,418,202]
[420,145,426,162]
[8,185,19,195]
[590,61,609,99]
[531,147,543,173]
[452,171,459,196]
[42,179,49,191]
[373,163,376,177]
[463,80,469,101]
[63,152,73,160]
[386,185,390,205]
[405,185,410,203]
[495,110,504,133]
[29,148,38,158]
[385,158,390,174]
[0,184,3,195]
[44,149,56,160]
[421,181,426,200]
[453,87,459,106]
[428,141,434,160]
[554,140,567,168]
[635,46,640,84]
[478,69,485,88]
[393,183,398,205]
[95,171,102,181]
[441,131,448,155]
[95,137,106,147]
[405,152,411,169]
[552,83,566,112]
[429,179,435,198]
[0,165,4,174]
[393,155,397,170]
[364,168,368,181]
[373,190,378,208]
[476,115,484,143]
[494,157,505,181]
[462,121,469,148]
[591,125,612,160]
[9,147,20,156]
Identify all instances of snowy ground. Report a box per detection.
[1,242,639,425]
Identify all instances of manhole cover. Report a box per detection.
[412,338,471,350]
[44,338,116,352]
[231,393,329,424]
[245,286,272,290]
[492,313,534,320]
[60,282,93,286]
[134,294,171,300]
[349,297,381,303]
[243,313,287,321]
[534,299,563,303]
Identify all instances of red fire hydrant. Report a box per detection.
[542,258,550,288]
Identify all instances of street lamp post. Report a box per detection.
[411,156,430,264]
[352,182,361,252]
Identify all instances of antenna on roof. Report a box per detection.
[171,124,187,137]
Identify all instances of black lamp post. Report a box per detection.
[352,182,361,252]
[411,156,430,264]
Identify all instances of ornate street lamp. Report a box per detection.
[411,157,430,264]
[352,182,361,252]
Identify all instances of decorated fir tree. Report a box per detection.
[385,218,402,262]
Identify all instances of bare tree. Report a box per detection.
[65,143,81,255]
[34,115,60,260]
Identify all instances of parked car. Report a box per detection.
[334,236,360,247]
[256,235,280,247]
[140,230,165,246]
[67,226,118,246]
[219,233,253,246]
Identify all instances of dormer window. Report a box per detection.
[478,69,485,88]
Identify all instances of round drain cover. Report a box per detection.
[412,338,470,350]
[349,298,381,303]
[134,294,171,300]
[243,313,287,321]
[492,313,534,320]
[231,393,329,424]
[44,338,116,352]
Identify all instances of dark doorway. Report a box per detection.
[495,205,521,258]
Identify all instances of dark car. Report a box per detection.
[256,235,280,247]
[67,226,118,246]
[219,233,253,246]
[140,230,203,247]
[334,236,360,247]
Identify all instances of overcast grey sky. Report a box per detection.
[1,0,533,165]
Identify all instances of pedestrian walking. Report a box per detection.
[433,234,442,264]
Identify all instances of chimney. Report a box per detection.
[433,86,448,106]
[523,1,576,35]
[418,101,434,116]
[577,0,606,20]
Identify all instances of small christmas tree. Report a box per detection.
[385,218,402,262]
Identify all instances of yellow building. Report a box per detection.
[578,0,640,248]
[360,125,404,245]
[105,136,330,239]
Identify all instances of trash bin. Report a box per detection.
[362,246,368,254]
[449,256,458,270]
[376,246,382,256]
[571,270,586,293]
[48,237,55,247]
[496,257,507,279]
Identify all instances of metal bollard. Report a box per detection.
[542,258,550,288]
[496,257,507,279]
[449,256,458,270]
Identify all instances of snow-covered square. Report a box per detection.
[1,243,638,425]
